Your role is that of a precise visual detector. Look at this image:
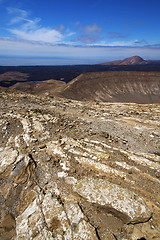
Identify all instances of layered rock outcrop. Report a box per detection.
[0,87,160,239]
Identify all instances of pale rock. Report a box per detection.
[73,177,152,223]
[73,220,98,240]
[42,192,72,239]
[0,147,18,174]
[10,154,30,178]
[64,200,84,225]
[130,226,144,240]
[64,200,99,239]
[33,227,54,240]
[65,176,77,185]
[16,198,44,240]
[101,231,116,240]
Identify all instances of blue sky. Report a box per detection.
[0,0,160,65]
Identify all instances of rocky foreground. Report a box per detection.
[0,87,160,240]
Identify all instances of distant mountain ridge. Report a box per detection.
[100,56,148,65]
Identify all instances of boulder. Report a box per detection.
[73,178,152,224]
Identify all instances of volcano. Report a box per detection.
[100,56,148,65]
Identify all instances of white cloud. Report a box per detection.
[105,40,139,47]
[90,40,140,47]
[72,23,103,44]
[67,32,75,37]
[21,18,41,30]
[7,7,28,24]
[3,7,160,64]
[0,37,160,64]
[7,8,65,44]
[10,28,64,43]
[6,8,102,45]
[72,35,101,44]
[7,7,27,17]
[80,23,102,34]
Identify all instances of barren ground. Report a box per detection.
[0,87,160,240]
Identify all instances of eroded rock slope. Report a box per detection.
[59,71,160,103]
[0,87,160,240]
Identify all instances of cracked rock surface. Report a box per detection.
[0,87,160,240]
